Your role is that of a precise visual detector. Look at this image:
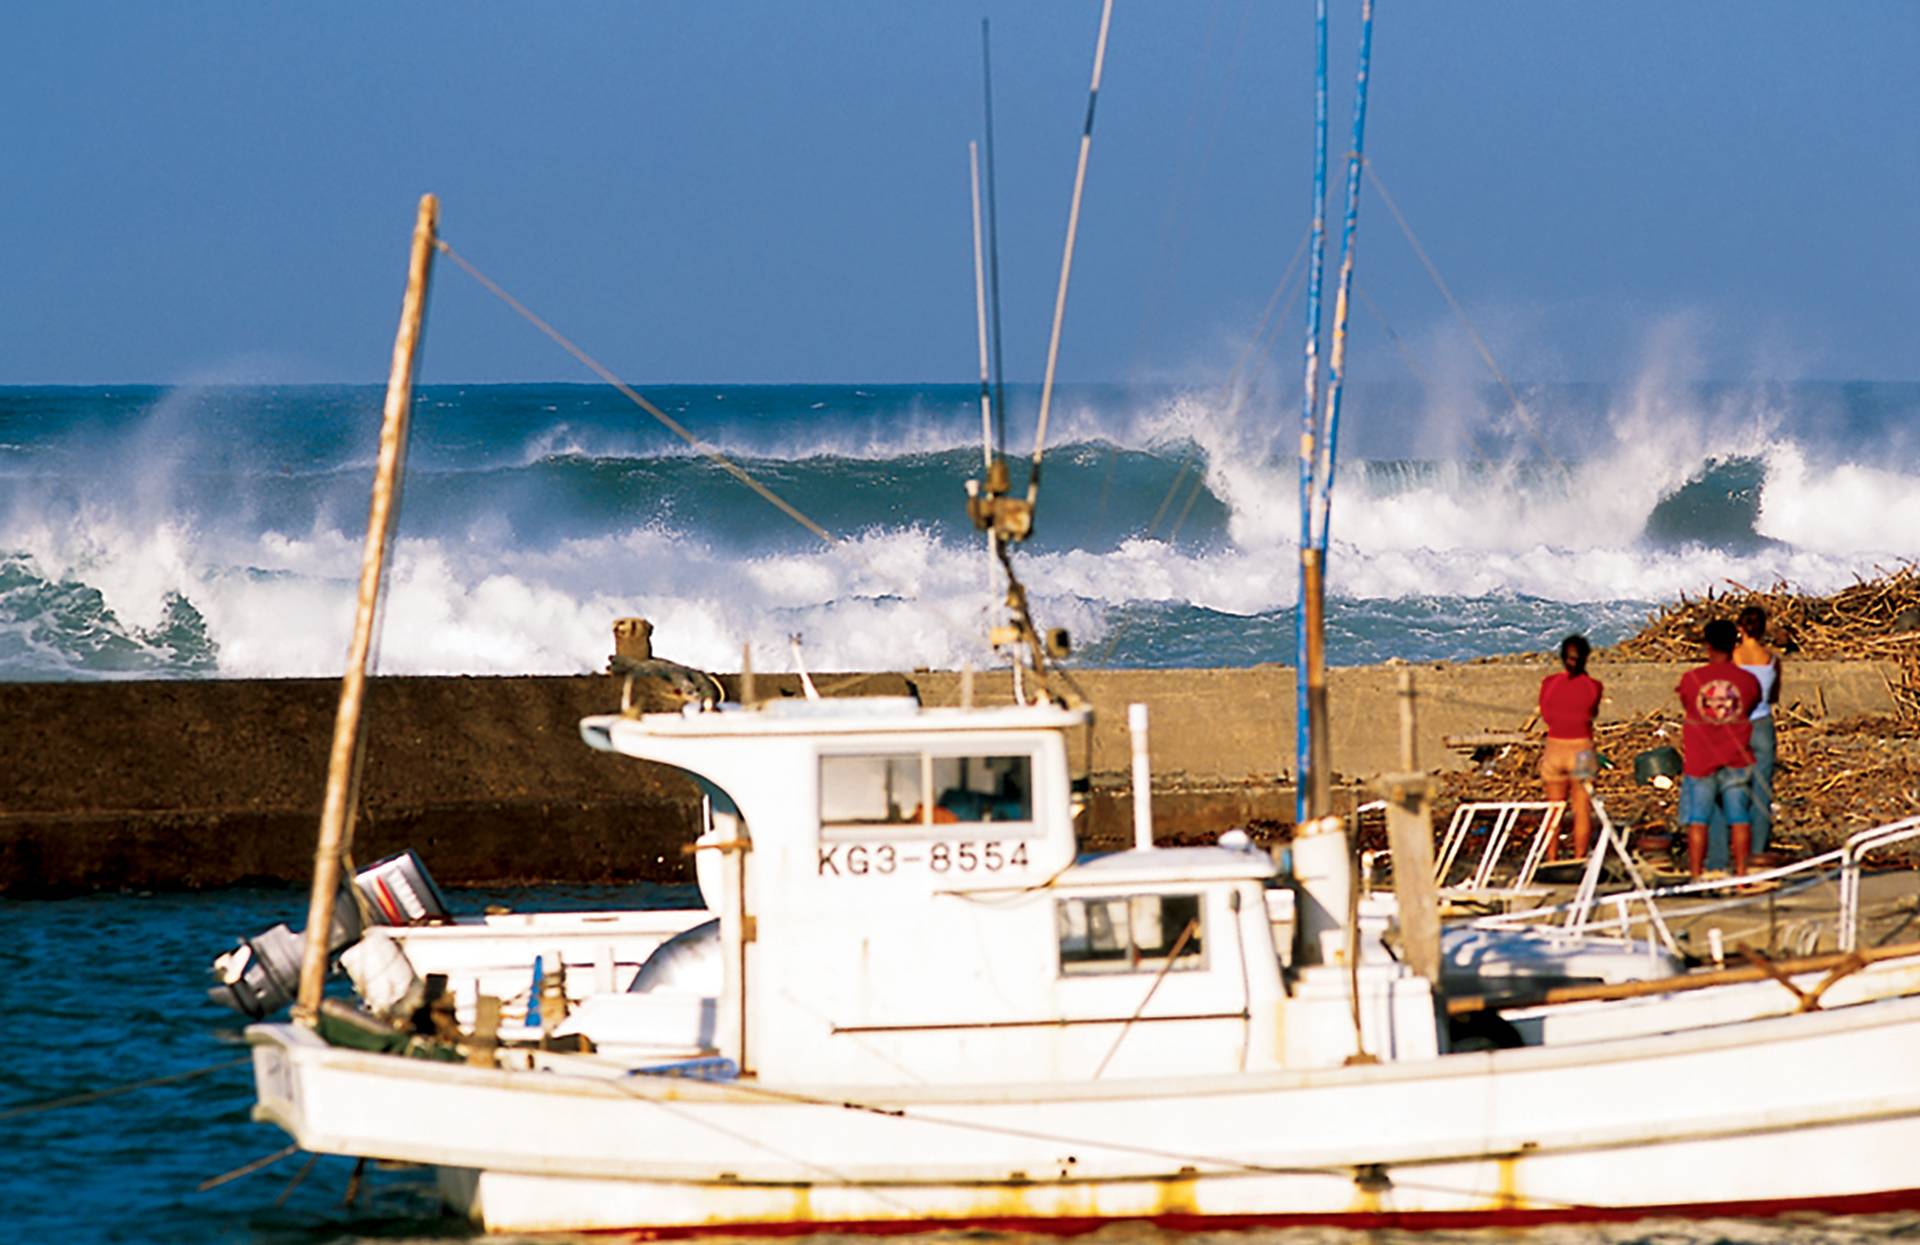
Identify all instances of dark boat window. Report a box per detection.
[1057,894,1204,976]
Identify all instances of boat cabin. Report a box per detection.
[579,696,1439,1084]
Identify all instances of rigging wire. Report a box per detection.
[197,1143,300,1193]
[1361,160,1570,476]
[0,1056,250,1122]
[606,1076,920,1216]
[435,240,835,545]
[1081,231,1312,670]
[1027,0,1117,512]
[1352,282,1430,390]
[1142,224,1315,543]
[597,1068,1608,1214]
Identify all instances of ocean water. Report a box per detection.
[8,380,1920,1242]
[8,884,1920,1245]
[1,379,1917,681]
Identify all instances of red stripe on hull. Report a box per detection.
[578,1186,1920,1240]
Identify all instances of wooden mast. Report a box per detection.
[293,193,439,1024]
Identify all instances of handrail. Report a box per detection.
[1477,819,1920,956]
[1435,801,1565,891]
[1394,805,1920,959]
[1839,816,1920,952]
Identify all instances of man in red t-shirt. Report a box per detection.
[1677,619,1763,877]
[1538,634,1602,858]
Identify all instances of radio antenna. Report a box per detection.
[981,18,1009,458]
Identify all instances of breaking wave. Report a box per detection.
[1,379,1914,678]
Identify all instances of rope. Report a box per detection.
[620,1068,1605,1212]
[1082,228,1313,670]
[435,240,834,545]
[0,1056,250,1122]
[197,1143,299,1193]
[1353,282,1429,390]
[1360,161,1569,476]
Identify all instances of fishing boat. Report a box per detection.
[248,670,1920,1233]
[240,7,1920,1234]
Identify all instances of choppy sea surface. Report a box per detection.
[2,379,1917,681]
[7,381,1920,1240]
[8,884,1920,1245]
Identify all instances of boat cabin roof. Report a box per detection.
[1059,846,1277,887]
[582,697,1089,745]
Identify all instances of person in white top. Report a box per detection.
[1733,605,1781,856]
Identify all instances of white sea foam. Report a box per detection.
[4,368,1916,678]
[1756,443,1920,557]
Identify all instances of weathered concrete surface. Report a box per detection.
[916,659,1900,780]
[0,661,1898,894]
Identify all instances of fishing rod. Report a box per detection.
[1312,0,1378,554]
[1298,0,1378,821]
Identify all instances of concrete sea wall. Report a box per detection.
[0,660,1897,894]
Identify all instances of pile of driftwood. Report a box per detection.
[1435,568,1920,858]
[1435,708,1920,858]
[1607,566,1920,720]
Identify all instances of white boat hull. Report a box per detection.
[251,989,1920,1234]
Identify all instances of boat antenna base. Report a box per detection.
[966,459,1034,543]
[987,541,1078,707]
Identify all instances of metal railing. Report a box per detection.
[1479,813,1920,958]
[1434,801,1566,891]
[1840,816,1920,952]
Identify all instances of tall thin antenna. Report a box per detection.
[981,18,1009,457]
[1028,0,1116,511]
[969,141,994,472]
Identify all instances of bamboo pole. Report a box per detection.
[1302,550,1332,817]
[293,193,439,1024]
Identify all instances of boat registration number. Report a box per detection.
[818,840,1030,876]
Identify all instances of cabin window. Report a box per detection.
[1056,894,1204,976]
[820,752,1034,839]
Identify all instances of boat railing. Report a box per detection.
[1839,816,1920,951]
[1476,816,1920,958]
[1433,801,1567,892]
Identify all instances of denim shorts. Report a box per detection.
[1680,766,1753,826]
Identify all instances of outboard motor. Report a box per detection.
[207,851,450,1019]
[208,923,307,1020]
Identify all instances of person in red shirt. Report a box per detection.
[1677,619,1763,877]
[1538,634,1602,858]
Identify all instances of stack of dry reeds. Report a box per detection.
[1608,565,1920,665]
[1431,568,1920,858]
[1434,708,1920,858]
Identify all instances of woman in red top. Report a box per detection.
[1538,634,1602,858]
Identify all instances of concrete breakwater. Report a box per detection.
[0,660,1898,895]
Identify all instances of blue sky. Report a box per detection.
[3,2,1915,385]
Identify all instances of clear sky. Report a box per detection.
[3,1,1915,385]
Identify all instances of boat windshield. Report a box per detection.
[1057,893,1205,976]
[820,751,1033,836]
